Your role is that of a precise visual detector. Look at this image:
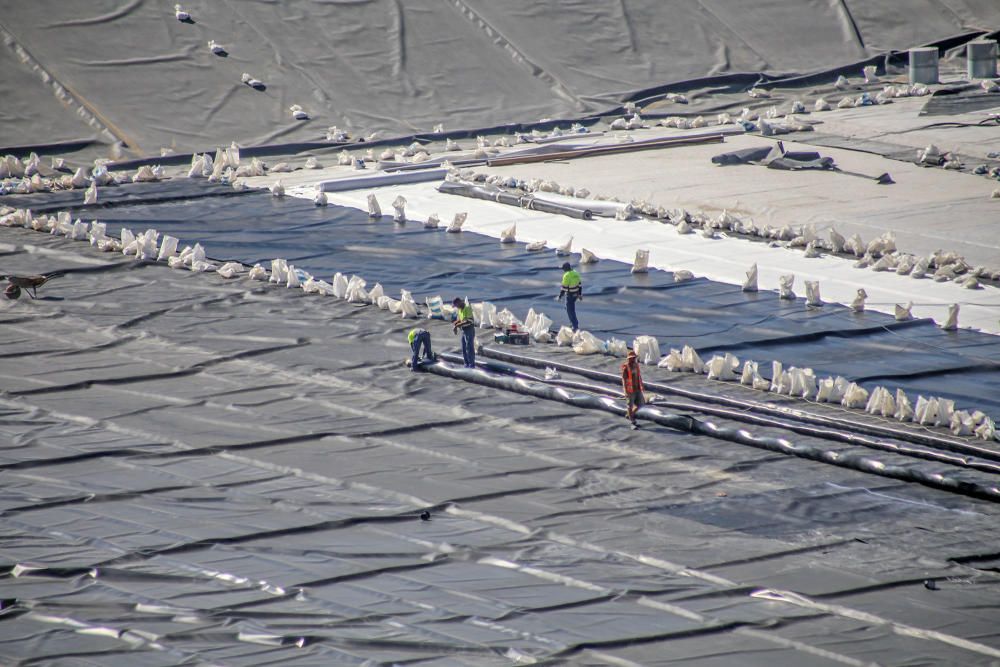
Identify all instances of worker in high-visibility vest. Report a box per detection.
[452,297,477,368]
[407,327,434,372]
[556,262,582,331]
[621,349,645,429]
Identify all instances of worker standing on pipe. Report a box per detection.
[452,297,476,368]
[407,327,434,372]
[557,262,582,331]
[622,349,644,430]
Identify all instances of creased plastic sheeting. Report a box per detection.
[3,1,1000,156]
[81,192,1000,416]
[2,226,1000,665]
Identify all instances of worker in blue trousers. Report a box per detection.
[452,297,477,368]
[557,261,582,331]
[407,327,435,372]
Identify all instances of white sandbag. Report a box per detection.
[399,289,419,318]
[673,270,694,282]
[500,224,516,243]
[187,154,207,178]
[841,382,869,409]
[752,372,771,391]
[87,221,107,246]
[706,353,739,381]
[555,326,575,346]
[332,272,348,298]
[526,239,547,252]
[156,235,179,261]
[120,228,136,255]
[817,376,848,403]
[270,259,288,283]
[367,194,382,219]
[778,274,795,300]
[133,165,158,183]
[681,345,705,373]
[70,168,90,189]
[376,295,393,310]
[217,262,244,279]
[68,219,88,241]
[606,338,629,357]
[814,98,831,111]
[137,229,159,261]
[580,248,599,264]
[631,249,650,274]
[911,257,930,279]
[189,244,206,266]
[895,389,914,421]
[368,282,384,303]
[84,182,98,205]
[935,398,955,428]
[425,295,445,319]
[313,191,328,206]
[789,367,817,398]
[659,348,684,371]
[527,311,553,342]
[941,304,959,330]
[423,213,439,229]
[190,260,217,272]
[633,336,661,365]
[894,302,913,321]
[478,302,497,328]
[496,308,522,329]
[950,410,975,436]
[863,64,879,83]
[742,263,758,292]
[805,280,822,306]
[392,195,407,222]
[345,275,369,302]
[248,264,268,281]
[447,212,467,233]
[844,233,865,257]
[849,288,867,313]
[974,417,996,441]
[914,396,936,425]
[768,361,784,393]
[740,360,758,385]
[301,277,330,294]
[556,237,573,256]
[572,330,605,355]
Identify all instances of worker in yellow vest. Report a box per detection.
[452,297,477,368]
[407,327,434,372]
[557,262,582,331]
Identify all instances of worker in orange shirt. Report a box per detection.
[621,349,645,429]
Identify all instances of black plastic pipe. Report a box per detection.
[477,346,1000,464]
[425,358,1000,503]
[440,353,1000,476]
[437,181,594,220]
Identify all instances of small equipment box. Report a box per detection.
[494,324,530,345]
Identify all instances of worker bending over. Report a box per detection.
[407,327,434,372]
[557,262,582,331]
[452,297,476,368]
[621,349,645,429]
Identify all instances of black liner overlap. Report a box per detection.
[63,190,1000,416]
